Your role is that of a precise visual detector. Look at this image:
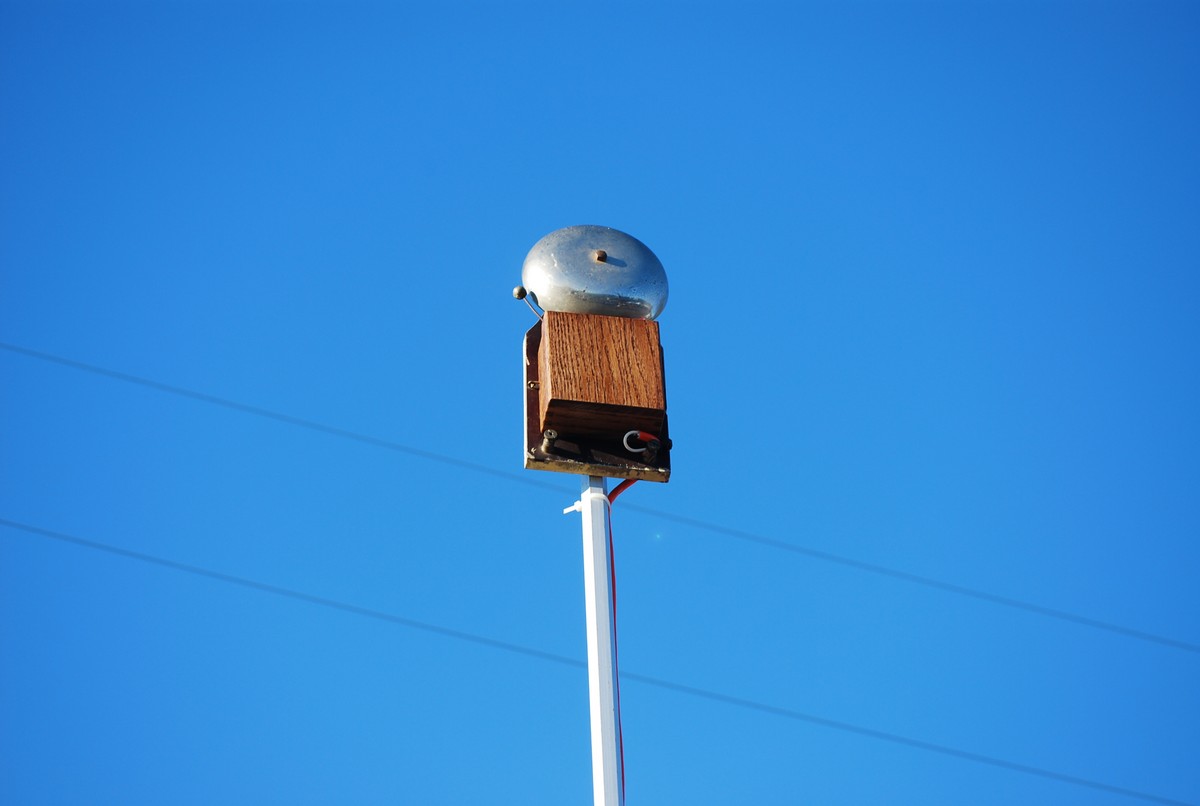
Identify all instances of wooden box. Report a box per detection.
[538,311,665,438]
[523,311,670,482]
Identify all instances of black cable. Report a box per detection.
[0,517,1192,806]
[2,340,1196,655]
[0,517,581,670]
[620,504,1200,654]
[0,341,561,493]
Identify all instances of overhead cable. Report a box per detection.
[0,518,1191,806]
[2,340,1196,655]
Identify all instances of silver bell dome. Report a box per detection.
[521,225,668,320]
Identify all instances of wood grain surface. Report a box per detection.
[538,311,666,438]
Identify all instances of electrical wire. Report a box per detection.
[2,340,1197,655]
[602,490,627,802]
[616,502,1200,654]
[0,516,1192,806]
[607,430,660,797]
[0,341,562,494]
[608,478,638,505]
[601,456,657,802]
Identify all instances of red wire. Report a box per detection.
[605,430,659,801]
[605,509,626,802]
[608,478,638,505]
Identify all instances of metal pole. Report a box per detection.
[574,475,624,806]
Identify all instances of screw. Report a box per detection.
[595,250,607,263]
[643,439,661,462]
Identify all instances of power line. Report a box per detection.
[0,341,562,493]
[621,505,1200,654]
[1,517,1192,806]
[621,673,1195,806]
[2,340,1196,655]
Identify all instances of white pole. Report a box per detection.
[572,475,625,806]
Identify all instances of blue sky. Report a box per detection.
[2,1,1198,804]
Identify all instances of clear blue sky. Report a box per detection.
[2,2,1197,804]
